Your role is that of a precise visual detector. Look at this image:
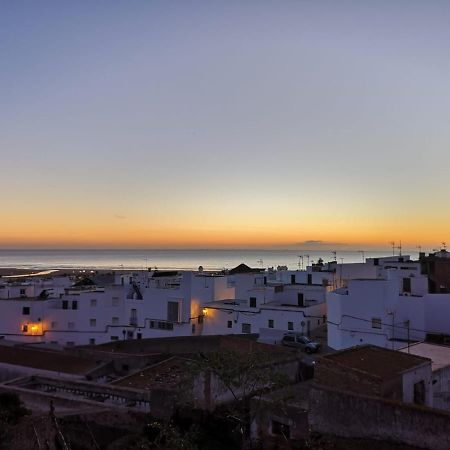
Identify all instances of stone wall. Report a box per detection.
[308,383,450,450]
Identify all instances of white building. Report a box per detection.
[327,255,450,350]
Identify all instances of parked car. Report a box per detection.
[281,333,320,354]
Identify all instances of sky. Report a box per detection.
[1,1,450,250]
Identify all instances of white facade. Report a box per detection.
[326,255,450,350]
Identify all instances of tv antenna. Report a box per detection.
[397,241,402,256]
[389,241,395,256]
[257,259,264,268]
[332,251,337,262]
[304,254,310,266]
[358,250,365,263]
[298,255,304,270]
[442,242,447,251]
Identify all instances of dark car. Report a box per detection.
[281,333,321,354]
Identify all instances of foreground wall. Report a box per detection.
[308,384,450,450]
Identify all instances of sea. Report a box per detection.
[0,249,420,271]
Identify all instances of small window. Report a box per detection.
[227,320,233,329]
[89,338,96,345]
[22,307,30,315]
[22,324,28,332]
[242,323,251,334]
[371,318,382,329]
[112,317,119,325]
[90,319,96,327]
[249,297,257,308]
[198,315,204,325]
[268,319,274,329]
[51,321,58,329]
[192,324,196,334]
[271,420,290,438]
[62,300,68,310]
[68,321,75,329]
[288,321,294,331]
[90,299,97,307]
[72,300,78,310]
[137,333,142,339]
[20,289,26,296]
[149,321,155,328]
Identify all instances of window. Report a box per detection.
[149,320,155,329]
[297,293,304,307]
[288,321,294,331]
[403,277,412,294]
[90,299,97,307]
[90,319,96,327]
[227,320,233,329]
[271,420,290,438]
[242,323,251,334]
[62,300,68,310]
[249,297,257,308]
[414,380,425,405]
[112,317,119,325]
[167,301,180,322]
[112,296,120,306]
[51,321,58,329]
[192,324,196,334]
[22,307,30,315]
[68,322,75,330]
[290,274,296,284]
[72,300,78,310]
[268,319,274,329]
[20,289,26,296]
[198,315,203,325]
[371,318,382,329]
[89,338,96,345]
[137,333,142,339]
[22,324,28,332]
[50,341,58,345]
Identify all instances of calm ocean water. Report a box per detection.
[0,249,419,271]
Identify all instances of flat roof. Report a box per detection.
[113,356,190,390]
[322,345,430,380]
[0,345,99,374]
[399,343,450,372]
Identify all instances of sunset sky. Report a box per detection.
[1,1,449,250]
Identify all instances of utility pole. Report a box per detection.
[404,320,410,353]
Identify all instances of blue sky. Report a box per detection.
[1,1,450,249]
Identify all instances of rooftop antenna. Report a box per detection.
[358,250,365,263]
[332,251,337,262]
[389,241,395,256]
[442,242,447,251]
[304,254,310,267]
[298,255,304,270]
[257,259,264,268]
[416,245,422,253]
[397,241,402,256]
